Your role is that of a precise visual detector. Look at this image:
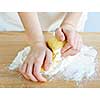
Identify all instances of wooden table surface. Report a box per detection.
[0,32,100,88]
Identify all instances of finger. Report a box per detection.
[67,32,75,48]
[43,48,52,71]
[61,43,72,54]
[19,62,30,80]
[73,35,78,50]
[74,34,83,51]
[34,52,47,82]
[26,60,38,82]
[55,28,65,41]
[62,48,78,57]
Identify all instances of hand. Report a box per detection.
[19,42,52,82]
[55,24,83,57]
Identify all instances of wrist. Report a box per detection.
[61,23,76,33]
[26,31,46,44]
[28,40,46,46]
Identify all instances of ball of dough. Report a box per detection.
[47,36,66,53]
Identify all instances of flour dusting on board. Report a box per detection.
[8,45,97,82]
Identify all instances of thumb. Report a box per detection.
[55,28,65,41]
[67,32,75,48]
[43,48,52,71]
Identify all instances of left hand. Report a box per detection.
[55,24,83,57]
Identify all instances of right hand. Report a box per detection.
[55,25,83,57]
[19,42,52,82]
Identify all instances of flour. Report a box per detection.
[8,45,97,82]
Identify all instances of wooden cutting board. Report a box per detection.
[0,32,100,88]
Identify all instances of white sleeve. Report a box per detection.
[76,12,88,32]
[0,12,24,31]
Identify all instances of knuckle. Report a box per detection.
[56,29,61,35]
[34,70,38,76]
[20,69,25,74]
[22,61,26,65]
[27,71,31,77]
[34,70,37,75]
[23,75,29,80]
[35,58,41,63]
[28,57,34,62]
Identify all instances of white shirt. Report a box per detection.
[0,12,88,32]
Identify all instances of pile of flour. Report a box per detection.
[8,45,97,82]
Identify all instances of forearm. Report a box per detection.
[18,12,44,43]
[61,12,82,29]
